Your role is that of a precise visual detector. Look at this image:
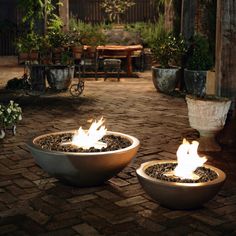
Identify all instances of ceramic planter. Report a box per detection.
[46,65,74,91]
[186,95,231,152]
[30,64,46,92]
[184,69,207,96]
[152,66,180,94]
[27,130,140,187]
[136,160,226,210]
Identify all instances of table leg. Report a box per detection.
[127,51,132,76]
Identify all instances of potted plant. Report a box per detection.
[16,32,40,64]
[0,101,22,139]
[184,34,232,152]
[184,34,214,97]
[151,31,186,94]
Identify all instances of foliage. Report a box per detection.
[16,32,40,53]
[69,19,107,46]
[48,31,66,48]
[47,13,63,34]
[186,34,214,71]
[17,0,44,32]
[100,0,135,24]
[150,32,186,68]
[18,0,62,33]
[0,101,22,128]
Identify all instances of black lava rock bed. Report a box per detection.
[145,163,218,183]
[35,133,132,153]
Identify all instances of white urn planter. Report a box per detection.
[186,95,231,152]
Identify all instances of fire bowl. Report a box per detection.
[27,130,140,187]
[136,160,226,210]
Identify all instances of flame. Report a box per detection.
[71,117,107,150]
[174,138,207,179]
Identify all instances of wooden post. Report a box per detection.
[180,0,197,40]
[44,0,48,35]
[215,0,236,147]
[59,0,69,32]
[164,0,174,32]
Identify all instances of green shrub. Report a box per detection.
[69,19,106,46]
[16,32,40,53]
[186,34,214,71]
[150,32,186,68]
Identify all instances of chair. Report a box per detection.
[103,58,121,81]
[131,49,144,72]
[72,46,83,79]
[81,46,99,80]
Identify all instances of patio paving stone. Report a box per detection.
[0,65,236,235]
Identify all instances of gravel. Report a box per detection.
[35,133,132,153]
[145,163,218,183]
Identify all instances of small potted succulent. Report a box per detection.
[0,101,22,139]
[151,31,186,94]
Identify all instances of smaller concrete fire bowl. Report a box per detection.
[27,130,139,187]
[136,160,226,210]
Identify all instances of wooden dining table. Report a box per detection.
[96,44,143,76]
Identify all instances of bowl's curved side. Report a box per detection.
[27,131,140,187]
[136,160,226,210]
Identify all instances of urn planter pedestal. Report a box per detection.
[186,95,231,152]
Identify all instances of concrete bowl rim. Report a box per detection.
[136,160,226,187]
[27,130,140,156]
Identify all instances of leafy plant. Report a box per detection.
[18,0,62,34]
[125,15,166,48]
[186,34,213,71]
[100,0,135,24]
[0,101,22,128]
[16,32,40,53]
[69,19,106,46]
[150,32,186,68]
[48,31,66,48]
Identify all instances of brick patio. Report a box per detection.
[0,65,236,235]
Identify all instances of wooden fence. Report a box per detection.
[0,0,156,55]
[69,0,157,23]
[0,30,17,56]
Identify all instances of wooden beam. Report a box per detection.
[215,0,236,100]
[59,0,69,32]
[164,0,174,32]
[215,0,236,147]
[180,0,197,40]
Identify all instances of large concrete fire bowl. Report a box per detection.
[27,130,140,187]
[136,160,226,210]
